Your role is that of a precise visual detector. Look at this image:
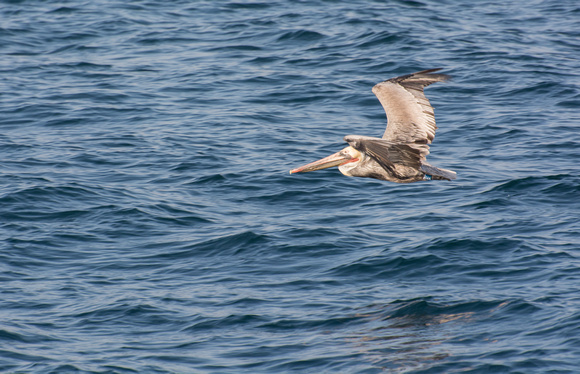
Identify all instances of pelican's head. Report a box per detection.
[290,146,362,176]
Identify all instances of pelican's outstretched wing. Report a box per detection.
[372,68,449,144]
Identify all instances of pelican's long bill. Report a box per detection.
[289,149,357,174]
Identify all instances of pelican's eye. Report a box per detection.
[340,150,352,159]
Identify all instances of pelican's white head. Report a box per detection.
[336,146,363,176]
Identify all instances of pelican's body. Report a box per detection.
[290,69,456,183]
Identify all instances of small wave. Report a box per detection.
[487,174,568,193]
[276,29,325,42]
[71,302,180,332]
[355,30,407,49]
[182,313,268,332]
[258,314,360,331]
[0,328,61,344]
[463,174,579,209]
[223,2,272,10]
[0,184,102,210]
[377,297,535,324]
[424,237,526,253]
[140,230,271,261]
[208,44,263,52]
[327,253,446,279]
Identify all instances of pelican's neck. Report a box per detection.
[338,152,366,176]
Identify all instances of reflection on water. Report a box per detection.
[347,298,509,372]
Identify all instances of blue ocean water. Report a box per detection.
[1,0,580,373]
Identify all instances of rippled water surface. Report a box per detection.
[2,1,580,373]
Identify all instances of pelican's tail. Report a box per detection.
[420,163,457,181]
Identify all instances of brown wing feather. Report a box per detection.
[372,68,449,144]
[344,135,429,175]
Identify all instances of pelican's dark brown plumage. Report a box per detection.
[290,69,456,183]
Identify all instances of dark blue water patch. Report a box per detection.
[377,298,518,324]
[136,203,215,226]
[0,350,52,372]
[355,30,410,49]
[461,174,580,210]
[223,2,273,10]
[556,96,580,108]
[71,302,180,329]
[424,237,530,255]
[537,175,580,201]
[208,44,263,53]
[182,313,269,333]
[260,313,363,331]
[525,310,580,339]
[143,231,271,259]
[276,29,326,43]
[0,328,61,345]
[327,253,447,281]
[1,184,103,212]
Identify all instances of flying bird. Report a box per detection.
[289,68,456,183]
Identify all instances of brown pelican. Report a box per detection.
[290,68,456,183]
